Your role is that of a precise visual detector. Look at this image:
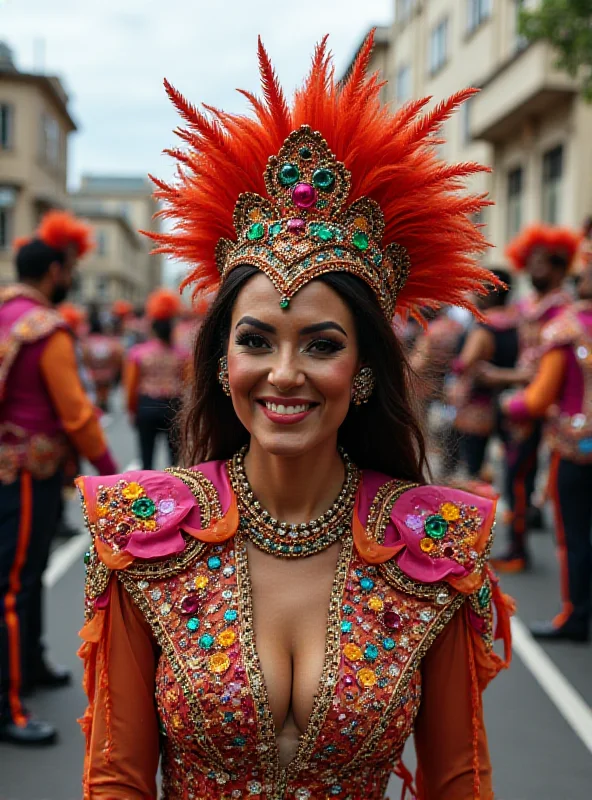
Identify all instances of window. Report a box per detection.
[541,145,563,224]
[395,64,412,105]
[429,19,449,75]
[0,186,16,250]
[0,104,14,150]
[467,0,491,34]
[96,230,108,256]
[507,166,523,239]
[96,277,109,301]
[39,113,60,167]
[461,97,473,144]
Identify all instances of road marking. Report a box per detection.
[512,616,592,754]
[44,532,89,588]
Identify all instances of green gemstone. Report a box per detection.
[299,146,312,159]
[279,297,290,310]
[269,222,282,236]
[83,551,90,565]
[278,163,300,186]
[352,230,369,251]
[186,617,200,632]
[312,168,336,192]
[131,497,156,519]
[478,585,492,609]
[314,225,334,242]
[424,514,448,540]
[199,633,215,649]
[246,222,265,241]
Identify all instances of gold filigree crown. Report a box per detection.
[215,126,410,317]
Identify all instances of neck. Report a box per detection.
[243,437,345,523]
[20,278,51,303]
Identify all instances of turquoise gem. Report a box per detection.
[341,620,353,633]
[279,297,290,310]
[314,224,334,242]
[343,604,354,615]
[233,736,247,746]
[383,637,396,651]
[224,609,238,622]
[352,230,369,251]
[312,167,336,192]
[299,146,312,159]
[330,787,342,795]
[278,163,300,186]
[360,577,375,592]
[373,252,383,265]
[324,744,337,753]
[186,617,200,632]
[208,556,222,570]
[269,222,282,236]
[364,644,379,661]
[199,633,215,649]
[224,711,234,723]
[424,514,448,539]
[478,584,491,608]
[247,222,265,241]
[131,497,156,519]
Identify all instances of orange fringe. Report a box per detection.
[466,617,482,800]
[352,496,405,564]
[393,759,418,800]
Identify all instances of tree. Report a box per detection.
[519,0,592,101]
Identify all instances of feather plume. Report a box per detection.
[37,210,94,257]
[506,224,581,271]
[146,288,182,320]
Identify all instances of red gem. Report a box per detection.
[180,594,200,615]
[287,217,306,234]
[343,675,355,687]
[113,534,128,548]
[292,182,317,209]
[383,611,402,630]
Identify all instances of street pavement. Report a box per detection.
[1,398,591,799]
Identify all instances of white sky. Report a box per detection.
[1,0,393,188]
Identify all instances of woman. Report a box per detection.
[77,34,512,800]
[81,307,124,413]
[124,288,186,469]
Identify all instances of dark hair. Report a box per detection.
[181,266,427,482]
[152,318,173,346]
[16,239,65,281]
[88,308,103,335]
[489,268,512,307]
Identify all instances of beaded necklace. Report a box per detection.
[229,447,360,558]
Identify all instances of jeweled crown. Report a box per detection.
[216,126,410,316]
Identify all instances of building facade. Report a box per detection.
[0,42,76,283]
[72,175,163,305]
[354,0,591,263]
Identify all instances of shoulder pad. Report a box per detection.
[12,307,65,343]
[541,309,581,349]
[368,482,496,595]
[77,467,223,575]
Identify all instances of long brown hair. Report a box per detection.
[181,266,427,482]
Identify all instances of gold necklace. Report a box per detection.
[229,447,360,558]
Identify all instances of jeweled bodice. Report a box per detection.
[119,531,460,800]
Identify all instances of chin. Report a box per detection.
[252,429,318,458]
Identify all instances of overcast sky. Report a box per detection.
[1,0,393,188]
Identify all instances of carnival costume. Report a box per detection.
[493,224,578,572]
[0,211,116,738]
[124,288,186,469]
[78,33,512,799]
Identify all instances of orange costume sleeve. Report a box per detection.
[507,348,568,420]
[40,330,109,463]
[414,608,493,800]
[82,579,159,799]
[124,359,140,416]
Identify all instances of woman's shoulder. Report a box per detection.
[76,460,232,572]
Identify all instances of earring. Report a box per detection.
[218,356,231,396]
[351,366,375,406]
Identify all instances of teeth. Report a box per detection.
[265,402,310,415]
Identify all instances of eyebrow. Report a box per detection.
[235,316,347,337]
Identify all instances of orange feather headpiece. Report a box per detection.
[111,300,134,319]
[146,288,182,321]
[58,302,86,334]
[147,32,495,320]
[37,210,94,258]
[506,223,580,271]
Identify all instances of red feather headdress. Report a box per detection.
[111,300,134,319]
[506,223,581,271]
[37,210,94,258]
[146,288,182,321]
[147,32,495,320]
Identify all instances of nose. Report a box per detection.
[268,346,305,391]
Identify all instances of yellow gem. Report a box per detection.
[143,520,157,531]
[344,643,363,662]
[353,216,369,232]
[217,629,236,648]
[420,537,436,553]
[122,482,144,500]
[194,575,209,590]
[248,208,263,222]
[96,504,109,517]
[440,502,461,522]
[209,653,231,674]
[368,596,384,612]
[357,668,377,688]
[172,713,183,729]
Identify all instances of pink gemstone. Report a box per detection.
[292,182,317,209]
[343,675,355,687]
[383,611,402,630]
[180,594,200,615]
[287,217,306,234]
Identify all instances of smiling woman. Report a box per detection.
[77,32,512,800]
